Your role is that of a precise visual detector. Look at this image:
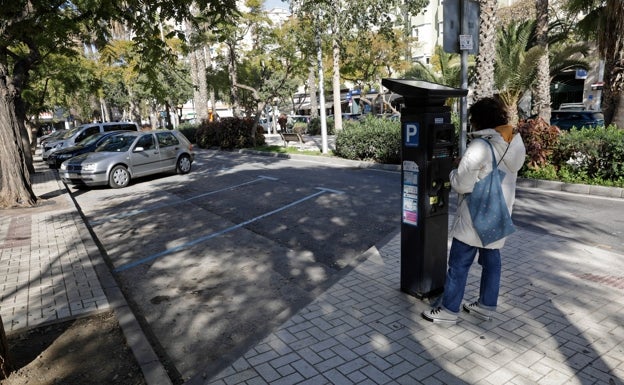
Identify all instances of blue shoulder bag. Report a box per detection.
[465,138,515,245]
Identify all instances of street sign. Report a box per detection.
[443,0,480,54]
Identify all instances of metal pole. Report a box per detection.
[459,0,469,157]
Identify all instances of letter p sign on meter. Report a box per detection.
[405,122,419,147]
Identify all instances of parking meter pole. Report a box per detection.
[382,79,467,299]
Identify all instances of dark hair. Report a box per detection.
[468,97,509,130]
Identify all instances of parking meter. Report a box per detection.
[382,79,467,298]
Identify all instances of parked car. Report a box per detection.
[39,129,67,148]
[43,121,139,160]
[46,130,133,169]
[59,130,194,188]
[550,110,605,131]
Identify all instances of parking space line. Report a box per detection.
[90,176,278,225]
[112,187,345,273]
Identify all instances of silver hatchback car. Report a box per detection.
[60,130,194,188]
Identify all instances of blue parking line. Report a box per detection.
[113,187,344,273]
[90,176,278,225]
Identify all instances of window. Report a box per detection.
[156,132,179,148]
[136,134,155,150]
[76,126,100,143]
[103,123,138,132]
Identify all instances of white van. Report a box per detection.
[42,121,139,160]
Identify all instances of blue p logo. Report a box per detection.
[405,123,419,147]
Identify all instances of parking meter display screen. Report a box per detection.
[432,125,453,159]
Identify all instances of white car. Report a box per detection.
[60,130,194,188]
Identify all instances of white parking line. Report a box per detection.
[113,187,345,272]
[90,176,278,225]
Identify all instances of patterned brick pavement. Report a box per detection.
[189,228,624,385]
[0,160,110,332]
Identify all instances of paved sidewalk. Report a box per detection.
[0,160,110,332]
[2,148,624,385]
[188,224,624,385]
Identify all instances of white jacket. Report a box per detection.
[450,128,526,249]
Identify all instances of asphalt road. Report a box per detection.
[70,149,402,383]
[67,149,624,383]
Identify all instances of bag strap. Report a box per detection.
[474,137,509,168]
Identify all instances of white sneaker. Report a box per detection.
[422,307,458,324]
[462,301,492,321]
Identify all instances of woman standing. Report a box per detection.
[422,97,526,324]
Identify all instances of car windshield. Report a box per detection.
[96,134,136,152]
[79,132,107,147]
[62,124,86,139]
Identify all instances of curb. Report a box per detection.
[236,148,623,198]
[66,187,173,385]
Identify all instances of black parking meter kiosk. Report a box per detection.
[382,79,467,299]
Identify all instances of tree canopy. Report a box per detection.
[0,0,238,207]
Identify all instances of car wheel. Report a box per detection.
[176,155,192,174]
[109,165,130,188]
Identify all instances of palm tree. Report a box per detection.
[472,0,498,100]
[566,0,624,127]
[495,20,545,125]
[533,0,551,122]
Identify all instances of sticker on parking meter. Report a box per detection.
[405,122,419,147]
[402,160,419,226]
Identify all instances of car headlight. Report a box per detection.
[57,153,72,160]
[60,162,68,170]
[81,163,97,171]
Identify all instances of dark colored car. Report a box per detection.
[47,131,132,169]
[550,110,604,131]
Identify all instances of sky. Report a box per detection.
[263,0,289,10]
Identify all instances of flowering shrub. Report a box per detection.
[516,117,561,169]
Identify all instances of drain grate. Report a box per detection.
[575,273,624,290]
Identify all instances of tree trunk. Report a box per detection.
[533,0,551,123]
[228,41,241,118]
[0,66,37,208]
[0,315,13,379]
[331,36,342,131]
[599,0,624,127]
[330,1,343,131]
[308,62,318,119]
[472,0,498,101]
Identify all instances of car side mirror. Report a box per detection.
[134,146,144,152]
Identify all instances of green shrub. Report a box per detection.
[518,123,624,187]
[307,117,336,135]
[334,115,401,164]
[195,117,266,150]
[551,124,624,183]
[177,123,200,143]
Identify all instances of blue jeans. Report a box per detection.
[442,238,501,313]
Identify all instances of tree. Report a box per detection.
[404,45,463,88]
[0,0,237,208]
[533,0,551,122]
[494,20,545,124]
[566,0,624,127]
[294,0,428,130]
[472,0,499,100]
